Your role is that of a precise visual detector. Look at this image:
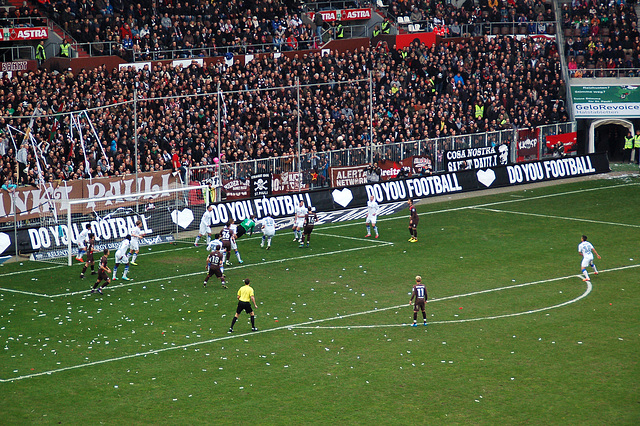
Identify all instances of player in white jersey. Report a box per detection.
[75,223,92,262]
[129,220,146,265]
[112,235,132,281]
[365,195,380,238]
[258,216,276,249]
[207,234,223,252]
[292,200,308,242]
[578,235,601,282]
[228,221,243,264]
[195,205,214,247]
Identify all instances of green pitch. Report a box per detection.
[1,174,639,424]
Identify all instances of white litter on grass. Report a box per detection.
[578,341,583,344]
[619,337,624,341]
[510,378,515,381]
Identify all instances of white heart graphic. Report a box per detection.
[0,232,10,255]
[332,188,353,208]
[476,169,496,188]
[171,208,195,229]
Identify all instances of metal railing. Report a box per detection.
[569,67,640,79]
[70,41,119,57]
[188,122,575,191]
[0,16,49,27]
[0,45,34,62]
[302,1,370,12]
[132,39,319,62]
[204,129,516,184]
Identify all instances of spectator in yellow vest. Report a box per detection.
[634,129,640,165]
[35,40,46,66]
[59,39,70,58]
[623,130,634,163]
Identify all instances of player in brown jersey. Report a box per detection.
[408,199,419,243]
[90,248,112,295]
[299,207,318,248]
[219,220,234,266]
[204,247,228,289]
[80,233,97,278]
[409,275,428,326]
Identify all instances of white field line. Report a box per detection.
[0,287,48,297]
[0,181,635,293]
[312,181,640,230]
[0,245,196,278]
[289,264,638,329]
[7,264,638,383]
[46,241,394,298]
[314,232,390,244]
[293,281,593,329]
[473,207,640,228]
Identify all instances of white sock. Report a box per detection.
[374,226,378,236]
[123,265,129,278]
[267,238,271,247]
[195,236,200,244]
[366,225,370,234]
[236,251,242,262]
[131,253,138,263]
[206,235,211,244]
[582,269,590,280]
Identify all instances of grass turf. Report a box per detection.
[0,173,639,424]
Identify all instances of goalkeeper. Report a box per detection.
[235,215,257,239]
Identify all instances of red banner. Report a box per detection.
[329,165,368,187]
[222,179,250,200]
[517,128,540,162]
[0,170,180,223]
[545,132,577,154]
[308,8,372,22]
[272,172,308,194]
[0,27,49,41]
[379,155,433,180]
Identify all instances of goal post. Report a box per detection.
[34,184,209,266]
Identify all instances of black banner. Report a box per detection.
[1,153,609,257]
[444,146,509,172]
[250,173,272,197]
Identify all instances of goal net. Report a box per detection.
[33,184,210,265]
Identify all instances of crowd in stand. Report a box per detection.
[35,0,316,60]
[0,34,568,187]
[563,0,640,76]
[388,0,555,36]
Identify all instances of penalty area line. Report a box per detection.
[47,241,393,298]
[472,207,640,228]
[294,281,593,329]
[2,264,638,382]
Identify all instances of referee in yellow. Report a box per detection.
[229,278,258,333]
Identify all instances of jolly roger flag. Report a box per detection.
[251,172,272,197]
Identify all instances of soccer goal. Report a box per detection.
[33,184,210,265]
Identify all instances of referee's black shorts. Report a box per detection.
[236,301,253,314]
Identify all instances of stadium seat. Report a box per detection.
[413,23,421,32]
[564,28,572,38]
[519,26,528,35]
[492,26,500,35]
[408,24,415,32]
[546,25,556,35]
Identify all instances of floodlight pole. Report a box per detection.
[296,77,301,189]
[133,88,139,193]
[369,70,373,164]
[217,82,221,161]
